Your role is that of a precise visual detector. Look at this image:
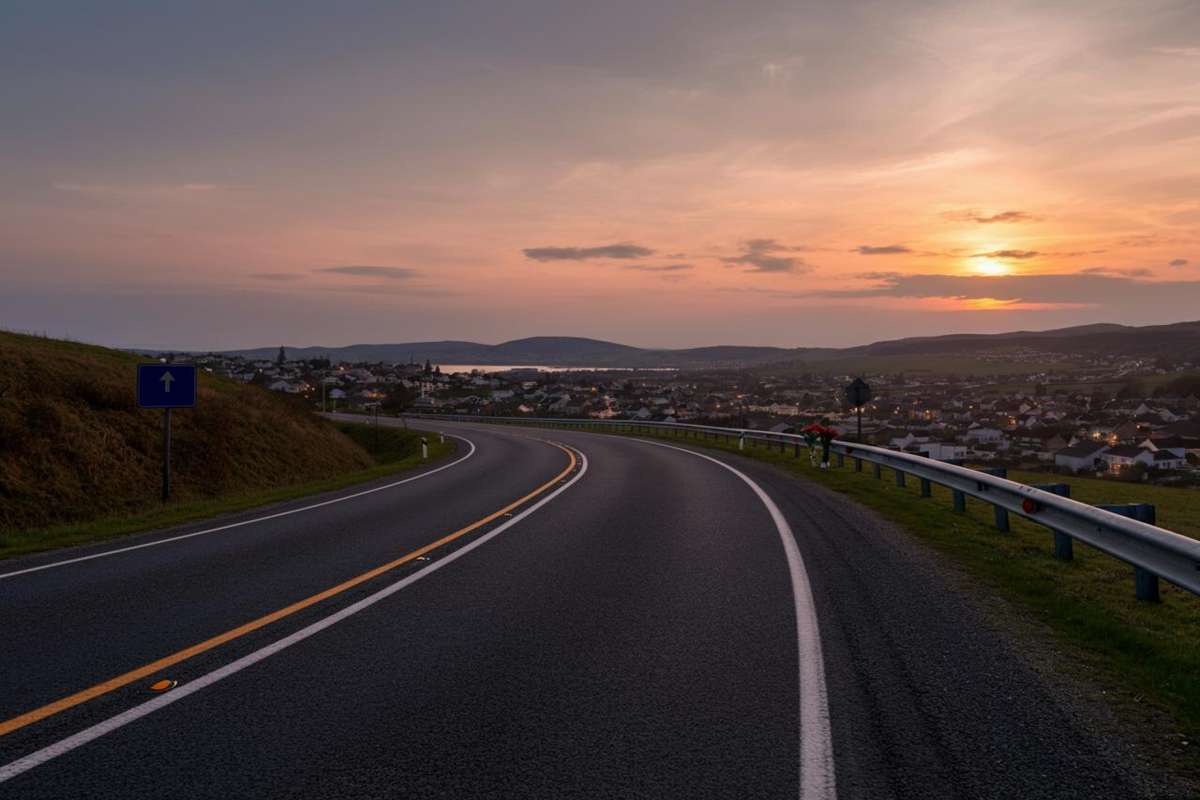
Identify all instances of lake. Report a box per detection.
[440,364,677,374]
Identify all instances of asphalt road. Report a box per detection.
[0,417,1165,798]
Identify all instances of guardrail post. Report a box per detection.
[836,452,845,468]
[854,457,862,472]
[873,462,882,479]
[894,469,906,488]
[919,477,931,497]
[952,489,966,512]
[739,433,745,451]
[794,442,801,458]
[1035,484,1074,560]
[981,467,1010,532]
[1098,504,1161,602]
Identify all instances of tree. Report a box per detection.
[423,359,432,375]
[276,346,287,366]
[381,384,415,413]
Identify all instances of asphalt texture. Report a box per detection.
[0,417,1167,798]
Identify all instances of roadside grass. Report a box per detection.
[521,421,1200,764]
[0,423,454,561]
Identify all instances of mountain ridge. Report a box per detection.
[204,320,1200,369]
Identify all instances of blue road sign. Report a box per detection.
[137,364,197,408]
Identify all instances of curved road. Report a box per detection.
[0,417,1157,798]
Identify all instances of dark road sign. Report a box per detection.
[845,377,872,408]
[845,377,872,443]
[137,364,197,409]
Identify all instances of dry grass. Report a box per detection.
[0,331,374,534]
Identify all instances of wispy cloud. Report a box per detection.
[943,209,1039,224]
[1153,47,1200,57]
[1080,267,1152,277]
[720,239,811,274]
[249,272,303,281]
[854,245,911,255]
[522,243,655,261]
[624,263,693,272]
[818,272,1200,309]
[53,182,233,199]
[1171,258,1190,267]
[315,266,419,279]
[973,249,1039,260]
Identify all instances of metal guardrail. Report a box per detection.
[400,412,1200,602]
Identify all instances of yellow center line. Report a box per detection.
[0,442,578,738]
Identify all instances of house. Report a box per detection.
[1100,445,1153,473]
[918,442,967,462]
[1153,419,1200,440]
[965,425,1003,443]
[1137,436,1192,458]
[1054,442,1109,472]
[889,432,932,450]
[1112,420,1145,443]
[1035,434,1069,461]
[1150,450,1188,470]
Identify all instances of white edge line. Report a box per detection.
[631,438,837,800]
[0,434,477,581]
[0,443,588,784]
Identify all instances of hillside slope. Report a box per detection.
[0,332,375,534]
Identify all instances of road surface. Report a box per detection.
[0,416,1161,798]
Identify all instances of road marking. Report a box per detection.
[0,443,588,784]
[632,439,837,800]
[0,442,577,740]
[0,434,478,581]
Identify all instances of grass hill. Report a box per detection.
[0,331,382,538]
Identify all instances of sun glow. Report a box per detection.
[971,257,1010,276]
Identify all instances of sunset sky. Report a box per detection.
[2,1,1199,350]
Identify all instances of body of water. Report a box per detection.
[440,364,677,374]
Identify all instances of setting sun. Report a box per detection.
[971,258,1011,276]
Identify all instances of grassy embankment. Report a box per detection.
[522,420,1200,761]
[0,331,453,560]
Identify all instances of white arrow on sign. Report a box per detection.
[160,372,175,393]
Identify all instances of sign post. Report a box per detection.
[137,364,198,501]
[844,377,873,443]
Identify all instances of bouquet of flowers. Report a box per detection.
[802,423,839,469]
[800,424,821,466]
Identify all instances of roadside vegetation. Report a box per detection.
[0,332,453,559]
[518,420,1200,772]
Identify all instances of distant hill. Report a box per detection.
[221,336,802,368]
[845,321,1200,360]
[210,319,1200,370]
[0,331,376,534]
